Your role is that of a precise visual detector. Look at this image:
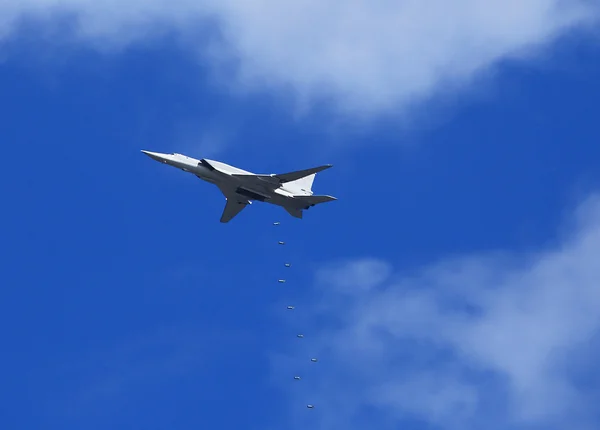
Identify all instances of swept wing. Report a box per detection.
[216,184,250,223]
[220,198,248,223]
[231,165,333,186]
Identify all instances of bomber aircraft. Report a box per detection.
[141,150,336,223]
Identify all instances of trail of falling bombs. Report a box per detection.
[273,221,317,409]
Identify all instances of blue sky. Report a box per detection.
[2,2,600,430]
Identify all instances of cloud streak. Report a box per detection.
[1,1,599,116]
[284,195,600,430]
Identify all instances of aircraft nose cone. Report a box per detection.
[141,150,167,162]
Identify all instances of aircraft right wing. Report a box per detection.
[231,165,333,186]
[220,198,248,223]
[273,165,332,183]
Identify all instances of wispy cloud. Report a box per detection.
[172,121,233,158]
[278,195,600,430]
[1,1,598,117]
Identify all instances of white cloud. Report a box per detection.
[283,195,600,430]
[1,1,599,116]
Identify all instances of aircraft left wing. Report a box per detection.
[220,198,249,223]
[216,184,250,223]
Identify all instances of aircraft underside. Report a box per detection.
[218,188,315,223]
[140,149,335,223]
[234,186,270,202]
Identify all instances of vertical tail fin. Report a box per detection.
[286,173,316,194]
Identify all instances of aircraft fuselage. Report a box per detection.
[143,151,305,208]
[141,150,335,222]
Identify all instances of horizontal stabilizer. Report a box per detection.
[296,195,337,207]
[274,165,332,183]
